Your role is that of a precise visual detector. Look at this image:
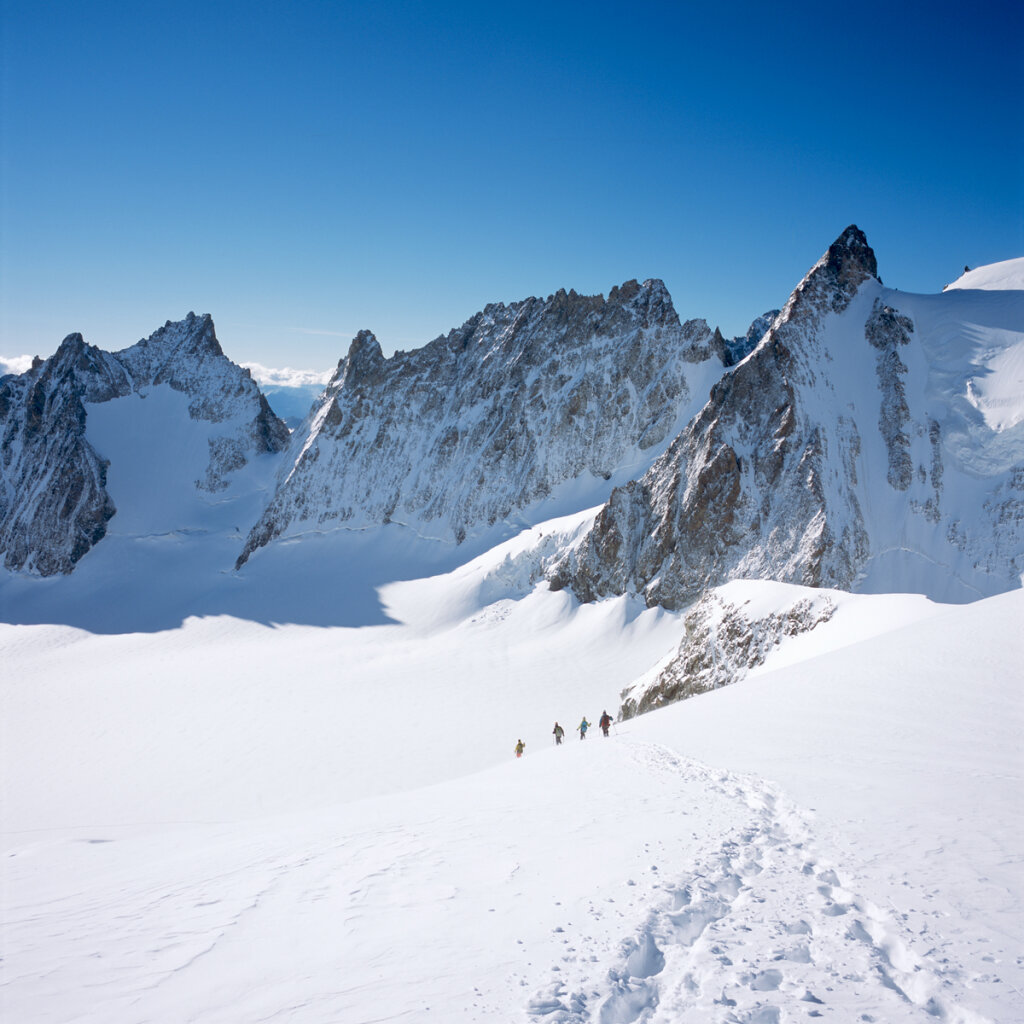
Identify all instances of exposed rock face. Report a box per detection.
[549,226,880,608]
[619,587,836,719]
[865,299,915,491]
[0,335,121,575]
[238,280,721,566]
[0,314,288,575]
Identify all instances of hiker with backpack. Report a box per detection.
[514,739,525,758]
[578,717,590,740]
[552,722,565,745]
[599,711,613,737]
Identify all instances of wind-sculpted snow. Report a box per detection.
[0,314,288,575]
[549,225,1024,607]
[238,279,721,565]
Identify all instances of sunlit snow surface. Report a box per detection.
[2,560,1021,1023]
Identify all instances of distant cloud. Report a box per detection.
[0,354,34,376]
[242,362,333,388]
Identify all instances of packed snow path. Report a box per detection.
[528,747,991,1023]
[3,738,1003,1024]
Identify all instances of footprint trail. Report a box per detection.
[527,744,992,1024]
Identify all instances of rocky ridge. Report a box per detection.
[0,314,288,575]
[547,227,880,607]
[237,279,733,566]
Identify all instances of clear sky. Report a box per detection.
[2,0,1021,370]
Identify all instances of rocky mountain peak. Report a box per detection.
[54,331,86,355]
[342,330,385,385]
[607,279,642,304]
[545,228,893,610]
[606,278,679,329]
[781,225,879,326]
[38,333,131,403]
[119,312,223,375]
[236,276,719,565]
[1,314,288,575]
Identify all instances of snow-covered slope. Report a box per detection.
[0,314,288,576]
[945,256,1024,292]
[2,554,1020,1023]
[237,281,731,565]
[549,228,1024,606]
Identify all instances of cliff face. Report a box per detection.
[547,227,1024,607]
[0,314,288,575]
[238,279,725,565]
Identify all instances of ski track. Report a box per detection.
[526,744,991,1024]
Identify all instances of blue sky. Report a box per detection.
[2,0,1021,369]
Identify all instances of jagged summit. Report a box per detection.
[831,224,877,276]
[336,330,385,386]
[236,278,719,567]
[776,224,879,331]
[122,312,224,365]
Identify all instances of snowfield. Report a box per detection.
[2,555,1022,1023]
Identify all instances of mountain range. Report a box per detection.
[3,225,1020,624]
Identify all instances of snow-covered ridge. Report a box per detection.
[0,314,288,575]
[945,256,1024,292]
[237,278,739,566]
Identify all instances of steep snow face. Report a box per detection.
[0,314,288,576]
[238,280,726,565]
[549,228,1024,607]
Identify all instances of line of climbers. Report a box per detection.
[516,711,614,758]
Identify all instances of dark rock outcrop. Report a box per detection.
[619,587,836,719]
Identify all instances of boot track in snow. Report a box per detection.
[526,743,991,1024]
